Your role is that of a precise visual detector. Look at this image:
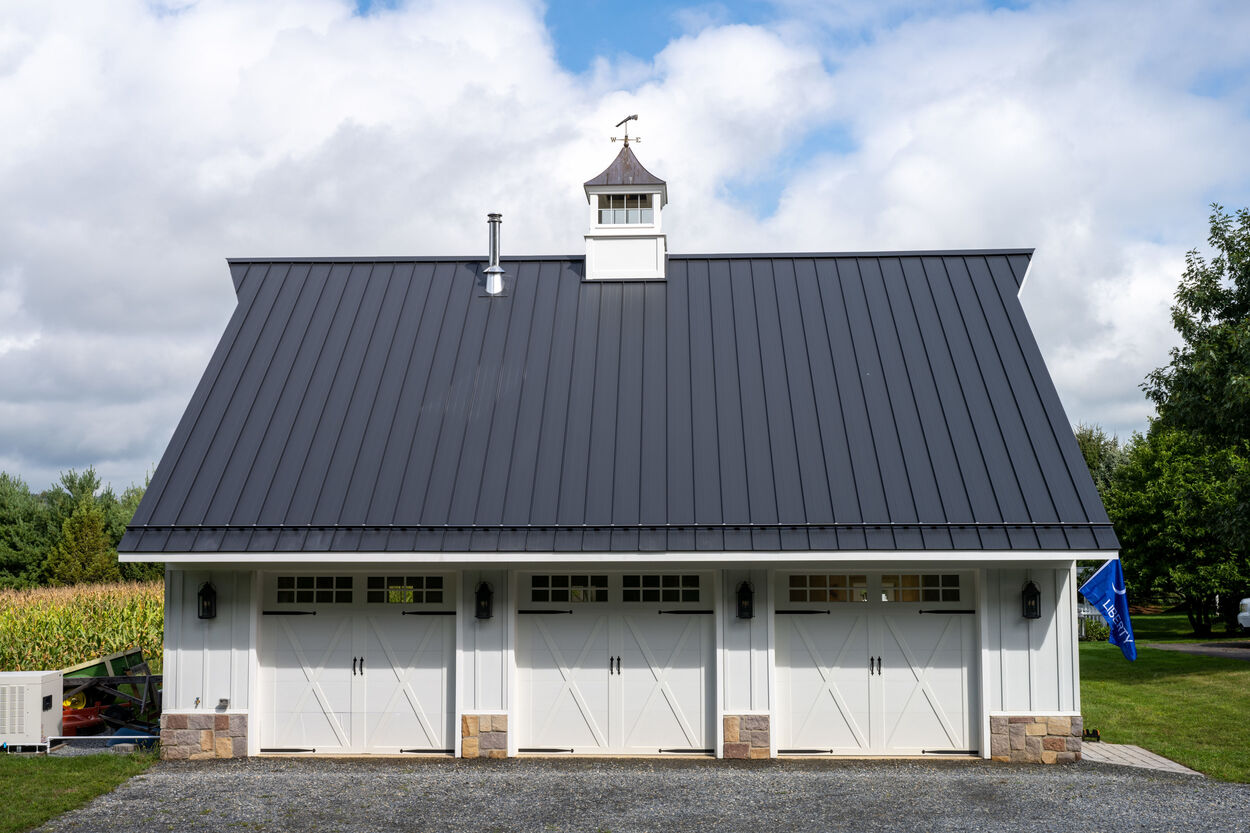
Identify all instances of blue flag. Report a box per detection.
[1080,559,1137,661]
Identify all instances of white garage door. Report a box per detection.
[776,572,977,755]
[258,573,454,754]
[517,573,714,754]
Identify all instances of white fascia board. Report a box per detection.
[123,550,1098,567]
[1017,256,1034,297]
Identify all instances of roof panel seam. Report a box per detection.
[168,262,288,524]
[882,257,949,523]
[202,262,312,524]
[465,260,530,523]
[359,262,438,523]
[141,262,272,524]
[278,263,381,525]
[967,256,1062,524]
[318,262,408,524]
[901,259,977,523]
[945,257,1035,530]
[990,256,1094,522]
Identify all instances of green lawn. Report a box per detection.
[1129,612,1245,642]
[1081,642,1250,782]
[0,752,156,833]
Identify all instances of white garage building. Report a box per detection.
[121,144,1116,762]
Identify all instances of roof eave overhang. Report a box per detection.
[584,182,668,208]
[120,550,1114,565]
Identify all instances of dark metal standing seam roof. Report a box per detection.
[121,250,1118,554]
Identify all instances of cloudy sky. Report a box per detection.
[2,0,1249,494]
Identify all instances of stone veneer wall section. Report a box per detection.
[989,715,1082,764]
[462,714,507,759]
[160,713,247,760]
[723,715,770,759]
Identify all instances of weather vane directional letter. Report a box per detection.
[610,114,641,147]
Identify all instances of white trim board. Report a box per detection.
[123,551,1107,565]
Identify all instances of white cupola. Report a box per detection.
[583,127,667,280]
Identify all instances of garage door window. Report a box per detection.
[622,574,700,603]
[531,574,608,603]
[366,575,444,604]
[881,574,960,603]
[788,574,868,603]
[276,575,353,604]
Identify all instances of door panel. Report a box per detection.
[777,613,873,753]
[259,573,456,754]
[518,611,612,750]
[260,613,355,752]
[776,572,978,755]
[516,572,715,754]
[618,613,712,752]
[359,612,454,752]
[879,614,974,752]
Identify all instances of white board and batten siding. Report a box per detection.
[980,566,1080,715]
[458,569,511,755]
[720,569,773,754]
[163,569,255,715]
[159,562,1081,759]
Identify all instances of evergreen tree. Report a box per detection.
[44,499,120,585]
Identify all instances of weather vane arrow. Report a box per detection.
[610,114,641,146]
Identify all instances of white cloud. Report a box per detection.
[0,0,1247,490]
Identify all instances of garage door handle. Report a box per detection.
[615,656,621,675]
[869,656,874,675]
[360,656,364,674]
[876,656,882,675]
[352,657,357,676]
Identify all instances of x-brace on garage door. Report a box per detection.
[775,571,978,755]
[517,573,715,754]
[258,573,454,754]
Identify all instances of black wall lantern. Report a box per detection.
[475,582,494,620]
[197,582,217,620]
[1022,580,1041,620]
[736,581,754,620]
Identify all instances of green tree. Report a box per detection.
[1074,423,1124,499]
[1144,204,1250,444]
[43,498,120,585]
[113,480,159,582]
[0,473,50,587]
[1107,428,1250,636]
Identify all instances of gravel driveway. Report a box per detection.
[38,757,1247,833]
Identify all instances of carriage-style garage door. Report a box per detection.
[775,572,978,755]
[257,574,454,754]
[517,573,714,754]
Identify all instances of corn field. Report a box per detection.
[0,582,164,673]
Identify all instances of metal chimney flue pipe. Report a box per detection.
[484,213,505,295]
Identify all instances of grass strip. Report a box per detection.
[1081,642,1250,782]
[0,752,156,833]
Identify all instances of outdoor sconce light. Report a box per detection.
[1022,580,1041,620]
[197,582,217,620]
[736,581,754,620]
[475,582,494,620]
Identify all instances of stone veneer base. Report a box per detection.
[160,712,248,760]
[989,715,1082,764]
[723,715,770,759]
[462,714,508,758]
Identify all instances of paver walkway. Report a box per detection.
[1080,742,1202,775]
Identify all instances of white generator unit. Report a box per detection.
[0,670,63,748]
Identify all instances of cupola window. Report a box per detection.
[598,193,654,225]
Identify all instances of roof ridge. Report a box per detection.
[225,249,1035,265]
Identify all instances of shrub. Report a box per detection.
[0,581,163,673]
[1082,617,1111,642]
